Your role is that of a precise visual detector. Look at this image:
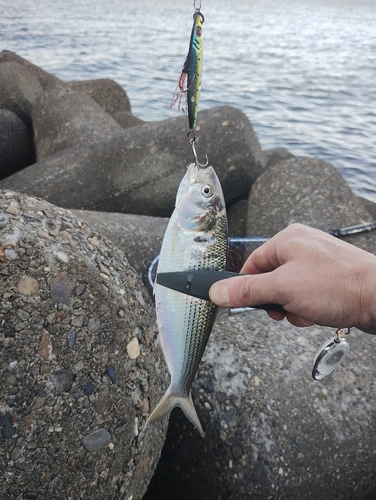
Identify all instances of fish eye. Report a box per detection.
[196,26,202,37]
[201,185,213,198]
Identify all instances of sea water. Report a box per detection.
[1,0,375,201]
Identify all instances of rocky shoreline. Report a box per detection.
[1,50,376,500]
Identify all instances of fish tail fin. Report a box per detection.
[145,385,205,437]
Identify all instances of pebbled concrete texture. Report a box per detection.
[0,190,169,500]
[145,311,376,500]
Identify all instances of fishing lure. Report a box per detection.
[171,4,204,131]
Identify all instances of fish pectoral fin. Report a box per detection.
[144,386,205,438]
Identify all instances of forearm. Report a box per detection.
[356,257,376,334]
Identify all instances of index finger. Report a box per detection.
[240,238,280,274]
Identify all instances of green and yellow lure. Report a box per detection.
[171,8,204,131]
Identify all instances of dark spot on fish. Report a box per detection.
[194,236,208,243]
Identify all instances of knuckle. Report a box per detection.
[235,277,252,305]
[287,222,306,233]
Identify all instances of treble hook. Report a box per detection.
[187,130,208,169]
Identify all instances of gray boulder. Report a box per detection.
[227,199,248,237]
[359,197,376,220]
[0,109,34,179]
[67,78,131,116]
[0,50,64,91]
[1,106,267,217]
[113,110,146,128]
[145,312,376,500]
[0,62,44,129]
[32,86,123,160]
[263,147,296,168]
[246,156,376,251]
[0,190,168,499]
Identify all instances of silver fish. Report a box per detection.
[146,163,228,436]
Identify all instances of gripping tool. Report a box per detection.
[156,270,285,313]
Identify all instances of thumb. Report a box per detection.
[209,273,281,308]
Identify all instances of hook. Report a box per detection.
[187,130,208,169]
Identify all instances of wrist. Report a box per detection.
[357,254,376,334]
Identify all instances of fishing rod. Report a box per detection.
[328,221,376,238]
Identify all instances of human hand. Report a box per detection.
[209,224,376,334]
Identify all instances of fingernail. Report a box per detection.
[209,282,229,306]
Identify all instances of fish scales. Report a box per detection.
[146,163,227,436]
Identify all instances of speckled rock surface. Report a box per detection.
[227,199,249,237]
[145,312,376,500]
[359,197,376,220]
[246,157,376,252]
[0,106,266,217]
[32,86,122,160]
[0,190,169,499]
[263,147,296,168]
[72,210,168,285]
[67,79,131,116]
[112,110,146,128]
